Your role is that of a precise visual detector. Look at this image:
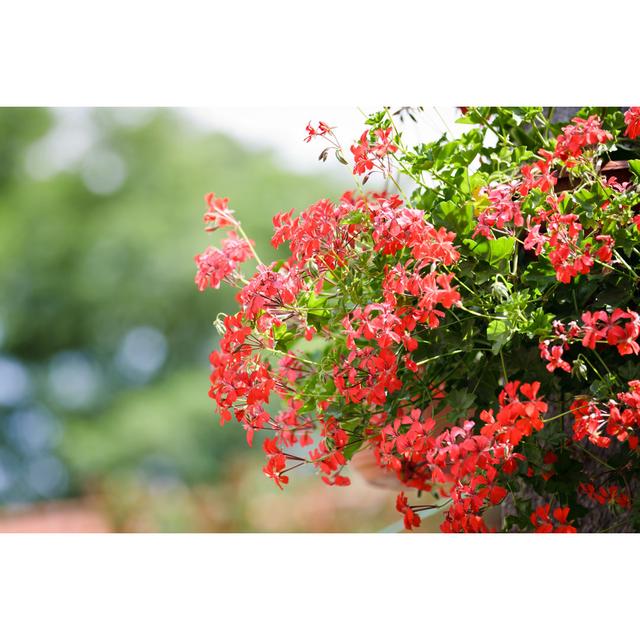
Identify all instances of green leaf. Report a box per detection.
[438,200,474,235]
[522,260,556,290]
[487,318,510,354]
[628,159,640,180]
[524,307,555,338]
[444,389,476,422]
[466,236,515,267]
[339,209,367,225]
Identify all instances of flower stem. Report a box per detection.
[236,223,264,266]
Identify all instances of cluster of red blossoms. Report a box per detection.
[570,380,640,449]
[579,482,631,510]
[195,107,640,533]
[194,231,253,291]
[553,115,613,166]
[530,504,577,533]
[471,115,635,284]
[350,127,399,175]
[374,381,548,532]
[539,309,640,374]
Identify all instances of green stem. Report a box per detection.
[613,250,640,280]
[542,407,576,424]
[470,107,512,146]
[236,223,264,266]
[263,346,315,367]
[415,349,465,367]
[458,304,500,320]
[575,443,616,471]
[499,350,508,382]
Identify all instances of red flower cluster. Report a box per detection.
[539,308,640,373]
[208,313,275,445]
[432,422,506,533]
[304,121,335,143]
[530,504,577,533]
[395,491,421,530]
[472,117,620,284]
[237,264,305,330]
[518,149,557,195]
[387,417,505,533]
[570,397,611,448]
[195,109,640,533]
[474,184,524,239]
[553,116,612,167]
[342,303,418,352]
[309,417,351,487]
[581,309,640,355]
[194,231,253,291]
[525,194,614,284]
[272,196,360,270]
[262,438,289,489]
[350,128,398,176]
[382,267,461,329]
[371,197,460,264]
[579,482,631,510]
[334,346,402,405]
[546,214,595,283]
[570,380,640,449]
[383,381,548,532]
[479,381,548,449]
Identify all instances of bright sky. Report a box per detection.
[23,107,468,191]
[182,106,466,174]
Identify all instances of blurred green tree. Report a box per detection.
[0,108,340,515]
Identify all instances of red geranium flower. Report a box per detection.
[624,107,640,139]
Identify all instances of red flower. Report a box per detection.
[333,346,402,406]
[580,310,608,349]
[539,341,571,373]
[237,264,304,327]
[194,231,253,292]
[488,485,507,505]
[271,197,361,271]
[481,381,548,447]
[262,438,289,489]
[518,154,556,195]
[524,224,547,255]
[530,504,576,533]
[371,198,460,266]
[395,491,421,530]
[203,192,238,230]
[570,397,610,448]
[304,120,335,143]
[350,130,374,175]
[607,310,640,356]
[473,184,524,239]
[372,127,398,158]
[624,107,640,139]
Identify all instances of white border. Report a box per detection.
[0,534,638,638]
[1,1,638,105]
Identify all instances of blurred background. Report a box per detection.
[0,107,451,532]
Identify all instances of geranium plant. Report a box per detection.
[194,106,640,532]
